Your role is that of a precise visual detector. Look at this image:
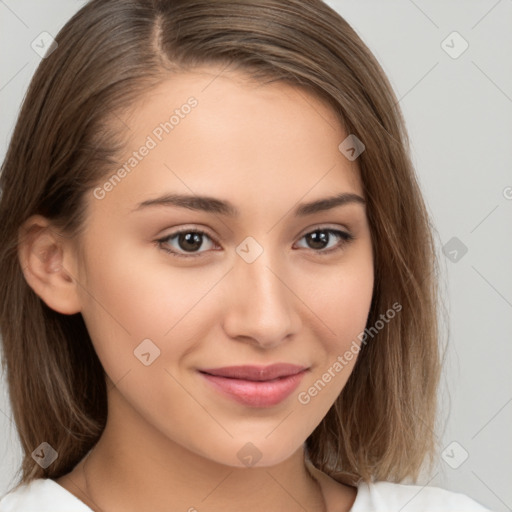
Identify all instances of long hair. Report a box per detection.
[0,0,442,490]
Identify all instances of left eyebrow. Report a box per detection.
[295,192,366,216]
[131,192,365,217]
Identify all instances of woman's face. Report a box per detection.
[69,66,374,467]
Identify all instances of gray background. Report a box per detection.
[0,1,511,510]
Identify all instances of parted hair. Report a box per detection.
[0,0,443,490]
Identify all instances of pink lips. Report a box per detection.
[199,364,308,407]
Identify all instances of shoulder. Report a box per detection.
[353,480,493,511]
[0,478,92,512]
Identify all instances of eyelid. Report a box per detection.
[293,225,354,255]
[155,223,354,259]
[297,222,351,238]
[155,226,219,258]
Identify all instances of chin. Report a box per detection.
[198,436,305,469]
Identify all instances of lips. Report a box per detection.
[200,364,307,381]
[199,364,308,407]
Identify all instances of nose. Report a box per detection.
[221,248,302,349]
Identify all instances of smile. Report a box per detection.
[198,364,309,407]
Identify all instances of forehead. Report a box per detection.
[91,65,363,218]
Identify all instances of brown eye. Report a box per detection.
[295,229,354,254]
[176,232,204,252]
[156,229,217,258]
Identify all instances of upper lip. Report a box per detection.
[199,364,308,381]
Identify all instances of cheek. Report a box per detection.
[294,291,373,431]
[310,251,374,348]
[297,250,374,398]
[75,236,225,374]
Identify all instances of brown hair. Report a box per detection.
[0,0,443,491]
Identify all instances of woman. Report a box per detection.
[0,0,492,510]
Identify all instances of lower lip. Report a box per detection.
[200,370,307,407]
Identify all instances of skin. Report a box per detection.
[19,65,374,512]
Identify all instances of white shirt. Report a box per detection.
[0,477,493,511]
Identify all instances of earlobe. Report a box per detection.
[17,215,82,315]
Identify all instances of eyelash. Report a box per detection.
[154,226,355,259]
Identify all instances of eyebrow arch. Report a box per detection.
[132,192,365,216]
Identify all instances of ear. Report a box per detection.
[17,215,82,315]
